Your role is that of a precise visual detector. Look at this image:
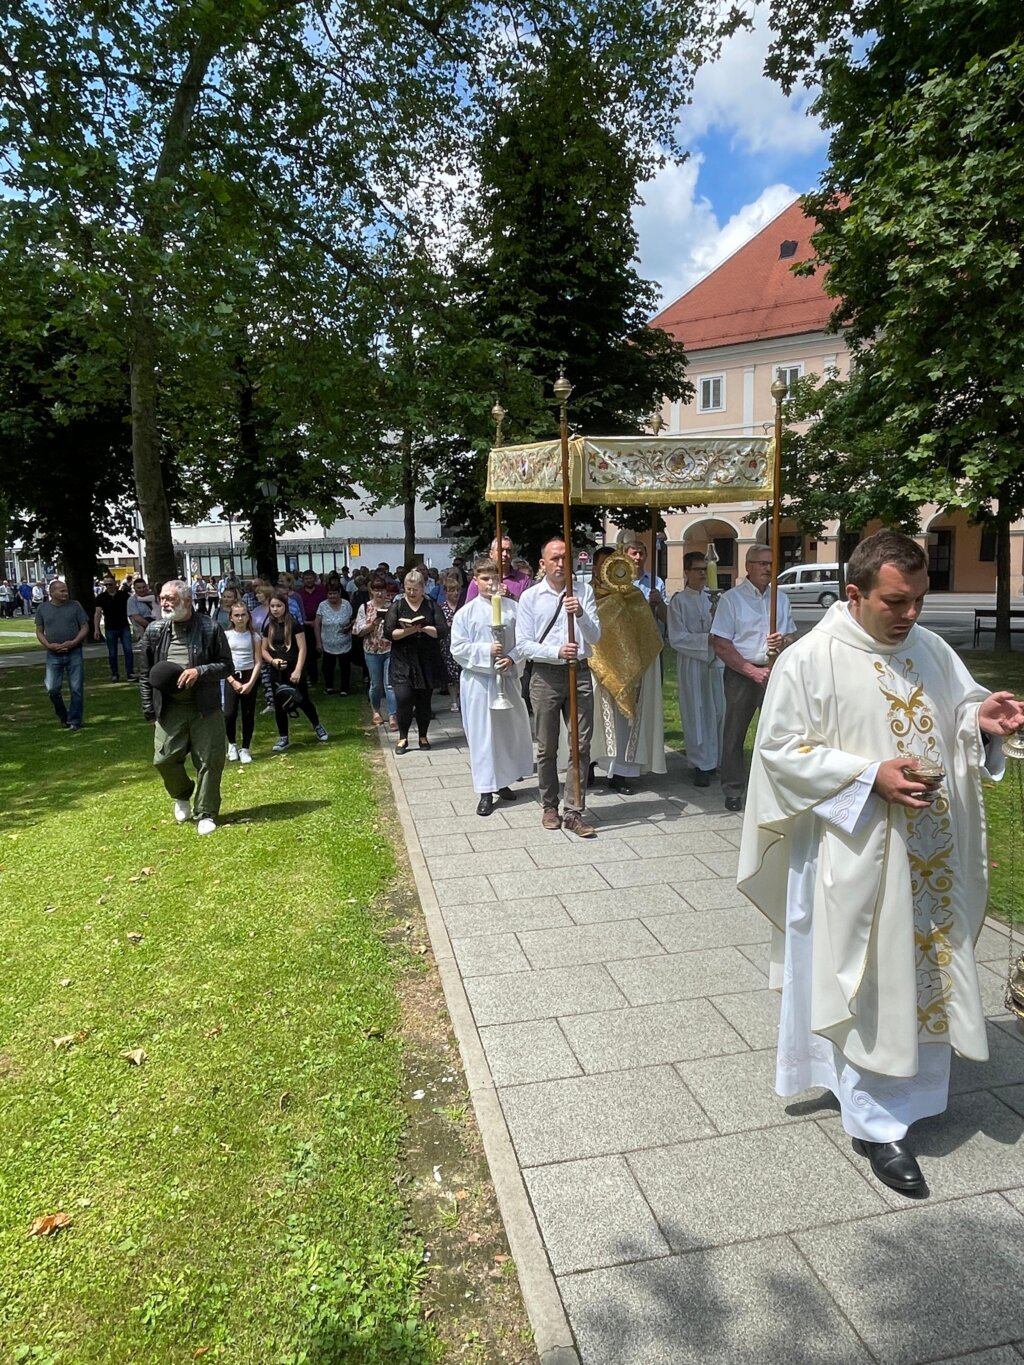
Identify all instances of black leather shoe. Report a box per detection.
[693,769,712,787]
[853,1138,926,1195]
[476,793,494,817]
[724,796,743,812]
[609,775,635,795]
[496,786,517,802]
[587,762,596,789]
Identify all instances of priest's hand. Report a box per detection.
[979,691,1024,736]
[873,758,934,809]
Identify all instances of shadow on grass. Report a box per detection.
[223,800,331,823]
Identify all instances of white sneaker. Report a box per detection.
[173,799,191,823]
[315,724,329,743]
[238,748,253,765]
[196,817,216,836]
[272,736,290,753]
[227,743,238,761]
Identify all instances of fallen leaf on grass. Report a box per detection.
[412,945,429,956]
[278,1091,292,1110]
[58,978,72,988]
[126,932,144,944]
[96,896,107,906]
[203,1026,222,1039]
[193,1350,211,1360]
[52,1035,75,1051]
[455,1188,469,1200]
[103,875,114,883]
[493,1253,510,1263]
[362,1027,385,1040]
[467,1232,482,1244]
[29,1212,71,1236]
[120,1048,147,1066]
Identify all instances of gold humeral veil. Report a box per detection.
[486,435,774,507]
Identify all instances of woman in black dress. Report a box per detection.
[383,569,448,754]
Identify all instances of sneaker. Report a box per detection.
[67,723,82,733]
[227,743,239,762]
[238,748,253,765]
[261,703,275,716]
[173,799,192,823]
[272,737,290,753]
[196,817,216,836]
[315,724,329,743]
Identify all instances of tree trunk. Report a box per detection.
[237,363,278,581]
[402,429,417,566]
[994,491,1012,653]
[62,527,101,629]
[130,301,178,586]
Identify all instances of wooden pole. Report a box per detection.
[555,372,581,811]
[768,372,787,656]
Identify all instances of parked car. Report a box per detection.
[777,563,841,608]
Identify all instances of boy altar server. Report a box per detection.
[450,559,535,817]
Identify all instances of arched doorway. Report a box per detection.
[924,510,995,593]
[681,517,741,590]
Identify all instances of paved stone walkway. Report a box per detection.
[382,703,1024,1365]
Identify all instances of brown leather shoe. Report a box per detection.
[563,811,596,839]
[542,808,562,831]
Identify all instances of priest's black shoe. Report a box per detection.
[852,1138,926,1195]
[496,786,517,802]
[609,775,635,795]
[476,793,494,817]
[725,796,743,812]
[587,761,596,789]
[693,769,712,787]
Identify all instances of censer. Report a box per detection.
[1002,731,1024,1021]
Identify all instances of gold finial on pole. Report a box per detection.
[649,409,666,435]
[491,400,507,448]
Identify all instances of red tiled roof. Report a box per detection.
[649,199,838,352]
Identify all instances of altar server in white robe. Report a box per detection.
[738,530,1024,1196]
[667,551,725,787]
[451,558,535,818]
[588,546,666,794]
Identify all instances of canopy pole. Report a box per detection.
[553,370,581,812]
[491,399,507,584]
[768,371,788,660]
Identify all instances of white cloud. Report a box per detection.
[634,156,798,309]
[686,14,825,157]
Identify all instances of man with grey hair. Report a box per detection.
[465,535,533,602]
[138,579,232,835]
[35,579,90,730]
[711,544,796,811]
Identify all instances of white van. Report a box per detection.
[777,563,841,608]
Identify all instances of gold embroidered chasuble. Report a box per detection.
[738,603,996,1078]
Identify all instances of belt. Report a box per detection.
[533,658,590,671]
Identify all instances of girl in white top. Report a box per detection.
[223,602,262,763]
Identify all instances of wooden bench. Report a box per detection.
[972,609,1024,647]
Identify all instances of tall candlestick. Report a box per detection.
[491,589,502,626]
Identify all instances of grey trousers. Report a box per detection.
[154,701,226,819]
[530,661,593,813]
[720,668,767,799]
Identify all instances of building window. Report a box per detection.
[980,528,997,562]
[699,375,725,412]
[778,364,803,400]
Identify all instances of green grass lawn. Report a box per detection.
[0,618,40,654]
[0,660,440,1363]
[663,648,1024,923]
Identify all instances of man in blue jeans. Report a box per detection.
[34,580,90,730]
[93,573,136,681]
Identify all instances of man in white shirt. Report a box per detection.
[667,552,725,786]
[620,534,667,636]
[711,546,796,811]
[517,538,601,837]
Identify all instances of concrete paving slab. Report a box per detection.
[417,832,474,856]
[619,831,736,858]
[630,1123,885,1250]
[497,865,609,899]
[709,989,781,1050]
[441,898,573,940]
[525,839,639,867]
[558,885,690,924]
[524,1156,671,1273]
[559,1237,874,1365]
[642,905,770,954]
[499,803,560,829]
[559,997,748,1074]
[950,1020,1024,1093]
[794,1192,1024,1365]
[399,775,446,794]
[935,1349,1024,1365]
[412,812,512,837]
[975,923,1013,962]
[994,1084,1024,1118]
[465,964,628,1027]
[501,1065,715,1165]
[518,921,666,970]
[979,961,1016,1019]
[675,1048,821,1133]
[737,941,771,974]
[697,849,740,878]
[433,874,498,908]
[478,1020,583,1086]
[599,854,720,888]
[452,932,533,978]
[468,825,574,851]
[426,848,538,881]
[608,947,767,1006]
[672,877,750,911]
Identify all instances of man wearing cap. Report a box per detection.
[138,579,232,835]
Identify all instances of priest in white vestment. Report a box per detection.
[450,559,534,818]
[738,531,1024,1195]
[667,551,725,786]
[588,547,666,795]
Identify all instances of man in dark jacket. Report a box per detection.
[138,579,232,834]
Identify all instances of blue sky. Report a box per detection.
[633,14,830,310]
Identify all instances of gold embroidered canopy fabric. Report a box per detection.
[486,435,773,506]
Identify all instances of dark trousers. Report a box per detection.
[223,674,257,748]
[104,624,134,678]
[154,702,225,818]
[302,625,319,684]
[271,673,320,738]
[529,661,593,814]
[393,682,432,741]
[720,667,767,799]
[322,651,351,694]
